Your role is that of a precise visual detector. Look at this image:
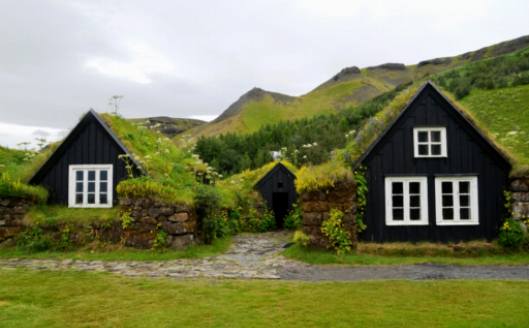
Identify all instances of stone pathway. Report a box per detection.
[1,232,529,281]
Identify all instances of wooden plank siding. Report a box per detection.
[360,83,511,242]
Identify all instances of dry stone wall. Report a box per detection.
[299,181,357,249]
[0,198,32,245]
[510,177,529,220]
[119,197,197,249]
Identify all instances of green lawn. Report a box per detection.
[0,269,528,327]
[283,244,529,266]
[0,237,231,261]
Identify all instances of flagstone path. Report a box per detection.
[1,232,529,281]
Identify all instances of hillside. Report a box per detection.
[195,44,529,177]
[180,35,529,142]
[130,117,205,138]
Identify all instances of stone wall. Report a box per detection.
[510,177,529,220]
[299,180,357,249]
[0,198,33,245]
[119,197,197,249]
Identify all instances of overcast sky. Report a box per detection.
[1,0,528,148]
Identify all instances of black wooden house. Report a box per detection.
[358,82,511,242]
[29,110,141,207]
[255,163,297,228]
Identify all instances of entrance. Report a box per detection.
[272,192,289,229]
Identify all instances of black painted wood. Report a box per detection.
[29,111,141,205]
[255,163,297,225]
[360,83,511,242]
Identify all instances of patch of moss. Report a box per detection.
[295,159,352,193]
[24,206,119,226]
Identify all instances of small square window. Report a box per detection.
[460,208,470,220]
[76,171,83,181]
[87,194,95,204]
[410,195,420,207]
[69,165,113,208]
[88,170,96,181]
[410,209,421,221]
[414,128,447,157]
[100,170,108,181]
[442,182,452,193]
[100,193,108,204]
[393,195,403,207]
[442,208,454,220]
[75,193,83,204]
[459,181,469,193]
[409,182,420,194]
[442,195,453,206]
[393,209,404,220]
[76,182,83,192]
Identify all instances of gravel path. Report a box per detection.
[1,232,529,281]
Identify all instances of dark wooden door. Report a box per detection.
[272,192,289,229]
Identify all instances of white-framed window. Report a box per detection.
[385,177,429,226]
[413,127,447,158]
[435,176,479,226]
[68,164,113,208]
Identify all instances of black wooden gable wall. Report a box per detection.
[255,163,297,226]
[29,111,141,205]
[360,82,511,242]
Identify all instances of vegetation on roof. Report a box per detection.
[101,113,223,205]
[0,146,49,202]
[295,158,352,193]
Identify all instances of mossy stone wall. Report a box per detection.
[299,181,357,249]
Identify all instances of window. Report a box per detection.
[385,177,428,226]
[435,177,479,225]
[413,127,447,158]
[69,164,113,208]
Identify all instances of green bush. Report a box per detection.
[321,208,352,255]
[239,207,276,232]
[293,230,310,247]
[0,172,48,203]
[153,228,169,250]
[284,204,302,230]
[194,186,223,244]
[16,227,52,252]
[498,219,525,249]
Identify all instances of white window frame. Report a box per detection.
[68,164,113,208]
[385,177,429,226]
[413,127,447,158]
[435,176,479,226]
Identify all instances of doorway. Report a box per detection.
[272,192,289,229]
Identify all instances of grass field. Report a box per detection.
[0,237,231,261]
[0,269,528,327]
[283,244,529,266]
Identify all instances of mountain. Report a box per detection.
[129,117,205,137]
[179,35,529,142]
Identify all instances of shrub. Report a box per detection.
[0,172,48,203]
[321,208,352,255]
[16,227,52,252]
[239,207,276,232]
[498,219,525,249]
[293,230,310,247]
[153,228,169,250]
[194,186,223,244]
[284,204,302,230]
[120,209,134,229]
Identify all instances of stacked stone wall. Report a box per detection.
[299,181,357,249]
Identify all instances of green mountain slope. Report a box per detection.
[180,35,529,142]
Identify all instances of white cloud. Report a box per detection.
[188,115,217,122]
[84,42,176,84]
[0,121,65,149]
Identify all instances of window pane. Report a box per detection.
[443,208,454,220]
[431,131,441,142]
[442,195,453,206]
[460,208,470,220]
[76,182,83,192]
[459,181,469,193]
[442,182,452,193]
[87,194,95,204]
[100,193,108,204]
[410,208,421,221]
[460,195,469,207]
[431,144,441,155]
[100,182,108,193]
[393,209,404,220]
[418,131,428,142]
[100,170,108,181]
[88,182,95,192]
[392,195,403,207]
[392,182,403,194]
[409,182,420,194]
[88,170,96,181]
[410,195,420,207]
[75,193,83,204]
[76,171,83,181]
[418,145,429,155]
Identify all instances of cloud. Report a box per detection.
[0,121,65,149]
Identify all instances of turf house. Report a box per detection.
[356,82,512,242]
[254,162,297,229]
